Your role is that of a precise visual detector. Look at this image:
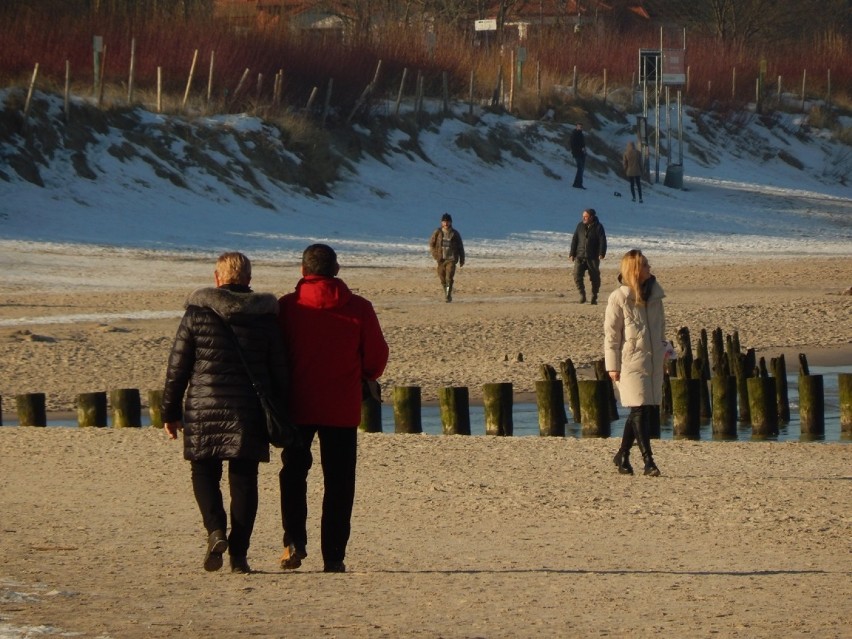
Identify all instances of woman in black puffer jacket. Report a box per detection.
[162,252,288,574]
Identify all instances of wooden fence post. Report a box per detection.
[110,388,141,428]
[594,359,618,421]
[393,386,421,434]
[16,393,46,427]
[439,386,470,435]
[76,392,108,427]
[577,380,609,438]
[359,389,382,433]
[840,373,852,435]
[394,68,408,117]
[483,383,513,436]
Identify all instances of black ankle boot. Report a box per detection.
[612,450,634,475]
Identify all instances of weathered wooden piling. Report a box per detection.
[76,392,108,427]
[733,351,752,423]
[536,380,566,437]
[770,354,790,423]
[840,373,852,434]
[711,375,738,439]
[392,386,422,434]
[16,393,46,427]
[540,364,568,426]
[797,353,824,438]
[110,388,141,428]
[0,395,3,426]
[577,379,610,437]
[660,371,672,423]
[594,359,618,422]
[438,386,470,435]
[747,377,778,438]
[559,359,581,423]
[483,383,513,436]
[147,389,164,429]
[692,358,711,420]
[670,378,700,439]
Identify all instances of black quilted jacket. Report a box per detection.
[161,285,288,462]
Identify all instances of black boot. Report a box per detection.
[612,418,635,474]
[631,407,661,476]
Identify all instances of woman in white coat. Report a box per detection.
[604,249,666,476]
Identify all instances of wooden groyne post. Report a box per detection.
[483,382,513,436]
[710,375,738,439]
[439,386,470,435]
[393,386,422,434]
[771,354,791,423]
[559,359,581,423]
[747,375,778,438]
[359,381,382,433]
[76,392,108,427]
[147,389,164,429]
[840,373,852,435]
[594,359,619,422]
[536,380,565,437]
[110,388,141,428]
[16,393,46,427]
[797,354,824,439]
[670,378,700,439]
[577,380,610,438]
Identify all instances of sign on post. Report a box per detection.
[475,19,497,32]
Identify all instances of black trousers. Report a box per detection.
[190,458,259,558]
[628,176,643,200]
[573,257,601,296]
[280,426,358,563]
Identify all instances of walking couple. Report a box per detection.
[162,246,389,574]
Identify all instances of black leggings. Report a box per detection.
[190,458,259,558]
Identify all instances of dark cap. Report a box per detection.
[441,213,452,222]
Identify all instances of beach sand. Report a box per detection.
[1,252,851,637]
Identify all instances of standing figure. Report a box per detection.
[429,212,466,302]
[605,249,666,477]
[277,244,389,573]
[623,141,643,203]
[570,123,587,189]
[162,252,289,574]
[568,208,607,304]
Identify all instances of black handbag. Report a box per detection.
[212,310,299,450]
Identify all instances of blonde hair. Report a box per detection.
[619,249,648,306]
[215,251,251,285]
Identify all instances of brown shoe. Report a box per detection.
[279,543,307,570]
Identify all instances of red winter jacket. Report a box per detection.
[278,275,389,427]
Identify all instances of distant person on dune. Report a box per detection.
[623,141,643,203]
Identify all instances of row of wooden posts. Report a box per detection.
[5,332,852,438]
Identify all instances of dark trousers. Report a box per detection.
[190,458,259,558]
[628,176,643,200]
[573,153,585,187]
[280,426,358,563]
[618,405,657,457]
[573,257,601,296]
[437,259,456,289]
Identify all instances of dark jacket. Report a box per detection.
[279,275,389,428]
[162,285,288,462]
[569,218,607,260]
[570,128,586,158]
[429,227,465,265]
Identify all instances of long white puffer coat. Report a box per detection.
[604,278,666,407]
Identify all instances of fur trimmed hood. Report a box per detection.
[185,286,278,319]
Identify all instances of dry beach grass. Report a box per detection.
[0,250,851,638]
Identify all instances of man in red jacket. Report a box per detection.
[277,244,389,573]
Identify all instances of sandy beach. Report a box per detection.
[1,251,851,637]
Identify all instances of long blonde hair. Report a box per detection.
[619,249,648,306]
